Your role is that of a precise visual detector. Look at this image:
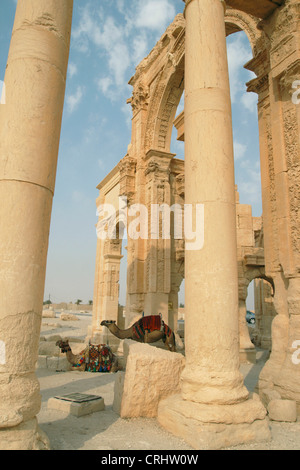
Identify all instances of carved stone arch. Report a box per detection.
[224,7,265,55]
[144,28,185,153]
[151,57,184,152]
[246,269,275,297]
[143,8,266,154]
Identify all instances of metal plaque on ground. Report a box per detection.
[54,393,102,403]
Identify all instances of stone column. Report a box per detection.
[91,202,106,340]
[247,0,300,411]
[157,0,270,449]
[125,82,149,327]
[143,150,174,322]
[260,5,300,408]
[182,0,247,404]
[0,0,73,449]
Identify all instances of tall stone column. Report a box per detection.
[143,150,174,322]
[183,0,246,403]
[0,0,73,449]
[257,0,300,410]
[157,0,270,449]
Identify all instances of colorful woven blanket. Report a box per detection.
[74,343,114,372]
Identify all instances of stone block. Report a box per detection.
[38,341,60,356]
[36,355,72,371]
[48,394,105,417]
[267,399,297,422]
[46,356,72,371]
[113,340,185,418]
[60,313,79,321]
[260,388,281,409]
[157,394,270,450]
[42,310,56,318]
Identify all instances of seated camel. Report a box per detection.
[101,314,176,352]
[56,339,121,372]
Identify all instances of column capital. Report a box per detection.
[183,0,226,16]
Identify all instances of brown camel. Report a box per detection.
[56,339,121,372]
[101,314,176,352]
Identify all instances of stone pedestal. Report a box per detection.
[48,395,105,418]
[113,340,185,418]
[158,394,270,450]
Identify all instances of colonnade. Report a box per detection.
[0,0,298,450]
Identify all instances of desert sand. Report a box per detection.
[37,310,300,451]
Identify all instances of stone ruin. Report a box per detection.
[0,0,299,450]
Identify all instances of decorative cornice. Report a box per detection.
[278,59,300,93]
[246,74,269,95]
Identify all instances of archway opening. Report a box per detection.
[171,91,184,160]
[226,30,262,218]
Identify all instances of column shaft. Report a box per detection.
[182,0,248,404]
[0,0,73,449]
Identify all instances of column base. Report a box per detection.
[0,418,50,450]
[239,347,257,364]
[157,394,271,450]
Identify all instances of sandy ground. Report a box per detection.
[37,310,300,451]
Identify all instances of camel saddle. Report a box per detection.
[75,342,114,372]
[132,314,171,341]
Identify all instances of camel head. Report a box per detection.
[56,339,71,353]
[101,320,116,327]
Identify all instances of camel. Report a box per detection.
[56,339,121,372]
[101,314,176,352]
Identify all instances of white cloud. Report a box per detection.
[108,43,131,86]
[72,1,178,104]
[121,102,133,129]
[132,34,149,64]
[241,92,258,113]
[135,0,176,31]
[66,86,84,113]
[68,62,78,79]
[234,141,247,161]
[227,33,256,112]
[237,159,262,207]
[97,76,113,95]
[73,9,131,94]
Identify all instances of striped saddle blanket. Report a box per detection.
[132,315,172,341]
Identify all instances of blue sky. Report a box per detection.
[0,0,260,309]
